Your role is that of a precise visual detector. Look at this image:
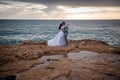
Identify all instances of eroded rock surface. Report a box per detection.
[14,51,120,80]
[0,39,120,80]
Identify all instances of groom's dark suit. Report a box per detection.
[62,26,68,45]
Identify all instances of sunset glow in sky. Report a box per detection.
[0,0,120,20]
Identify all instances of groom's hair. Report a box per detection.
[62,21,65,24]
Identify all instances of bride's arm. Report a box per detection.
[60,24,69,31]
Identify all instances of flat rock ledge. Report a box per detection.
[0,39,120,80]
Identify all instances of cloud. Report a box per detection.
[0,0,120,19]
[57,6,120,13]
[0,0,48,19]
[0,1,10,5]
[6,0,120,7]
[56,6,120,19]
[66,12,120,20]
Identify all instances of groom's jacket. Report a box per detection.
[61,26,68,37]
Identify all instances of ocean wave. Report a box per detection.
[0,20,120,46]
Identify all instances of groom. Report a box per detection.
[62,22,69,45]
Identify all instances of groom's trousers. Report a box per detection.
[64,35,68,45]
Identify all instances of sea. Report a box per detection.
[0,20,120,46]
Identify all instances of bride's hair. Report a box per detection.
[58,23,62,30]
[58,21,65,30]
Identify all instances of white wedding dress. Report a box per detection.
[47,27,66,46]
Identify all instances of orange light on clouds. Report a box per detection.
[57,6,120,20]
[66,12,120,20]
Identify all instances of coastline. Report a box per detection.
[0,39,120,80]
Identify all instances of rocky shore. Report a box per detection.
[0,39,120,80]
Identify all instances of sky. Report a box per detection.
[0,0,120,20]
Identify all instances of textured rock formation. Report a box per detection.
[0,39,120,80]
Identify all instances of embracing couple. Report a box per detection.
[47,21,69,46]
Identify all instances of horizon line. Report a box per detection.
[0,19,120,20]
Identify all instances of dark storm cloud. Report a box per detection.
[11,0,120,7]
[0,1,10,5]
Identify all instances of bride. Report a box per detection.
[47,21,68,46]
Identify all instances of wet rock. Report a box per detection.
[0,60,40,79]
[53,76,68,80]
[47,58,51,62]
[51,59,59,61]
[4,75,16,80]
[13,51,120,80]
[0,39,120,80]
[45,66,55,70]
